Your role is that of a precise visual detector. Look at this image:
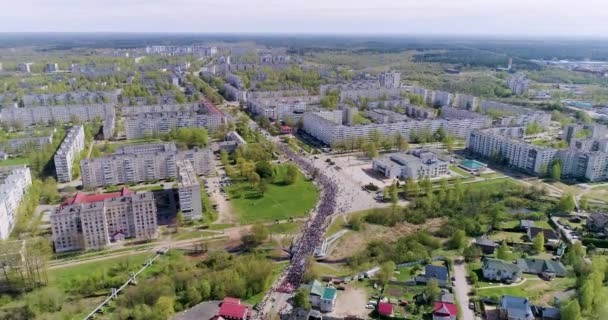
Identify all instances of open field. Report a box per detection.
[0,157,30,166]
[477,276,575,305]
[226,169,318,224]
[268,221,303,234]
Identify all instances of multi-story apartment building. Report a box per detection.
[176,160,203,220]
[18,63,32,73]
[2,133,53,155]
[378,71,401,89]
[0,104,115,126]
[429,90,453,107]
[247,95,321,122]
[303,111,491,146]
[44,63,59,73]
[124,101,227,139]
[562,124,607,144]
[403,105,436,119]
[467,129,557,176]
[452,94,479,110]
[54,125,85,182]
[50,187,158,252]
[372,149,448,180]
[103,112,115,140]
[0,166,32,240]
[497,112,552,129]
[506,73,530,96]
[80,143,214,188]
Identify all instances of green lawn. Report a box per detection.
[0,157,30,166]
[48,252,152,290]
[477,277,575,304]
[449,164,471,176]
[488,231,526,243]
[268,222,303,234]
[226,169,319,224]
[534,220,553,229]
[172,230,217,241]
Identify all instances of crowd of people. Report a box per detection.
[275,143,340,292]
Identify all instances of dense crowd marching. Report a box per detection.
[275,143,339,292]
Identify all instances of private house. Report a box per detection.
[378,302,393,317]
[308,280,337,312]
[587,213,608,234]
[438,292,455,304]
[218,297,249,320]
[526,227,561,246]
[516,258,567,280]
[474,236,498,254]
[520,220,535,230]
[482,258,521,283]
[499,295,534,320]
[416,265,449,287]
[432,302,458,320]
[280,125,293,134]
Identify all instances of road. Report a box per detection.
[453,259,475,320]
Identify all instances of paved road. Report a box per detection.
[453,259,475,320]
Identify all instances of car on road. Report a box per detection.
[469,301,475,310]
[365,304,374,309]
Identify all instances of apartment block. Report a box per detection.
[80,143,214,188]
[506,73,530,96]
[0,166,32,240]
[103,111,115,140]
[0,104,115,126]
[303,111,490,146]
[429,90,453,107]
[452,94,479,110]
[2,134,53,155]
[378,71,401,89]
[51,187,158,252]
[124,101,227,139]
[247,95,321,121]
[177,160,203,220]
[562,124,607,144]
[54,125,85,182]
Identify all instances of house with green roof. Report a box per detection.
[516,258,567,280]
[308,280,337,312]
[482,258,521,283]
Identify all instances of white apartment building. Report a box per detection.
[2,134,53,155]
[0,166,32,240]
[372,150,448,180]
[54,125,85,182]
[103,112,115,140]
[378,71,401,89]
[177,160,203,220]
[51,187,158,252]
[247,95,321,121]
[452,94,479,110]
[429,90,453,107]
[303,111,490,146]
[506,73,530,96]
[80,143,214,188]
[0,104,115,126]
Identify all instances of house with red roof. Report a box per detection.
[433,302,457,320]
[218,297,249,320]
[378,302,393,317]
[280,126,293,134]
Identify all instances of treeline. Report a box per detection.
[111,252,274,320]
[413,48,541,70]
[349,232,441,268]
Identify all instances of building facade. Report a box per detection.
[51,187,158,252]
[80,143,214,188]
[176,160,203,220]
[0,104,115,126]
[0,166,32,240]
[54,125,85,182]
[372,150,448,180]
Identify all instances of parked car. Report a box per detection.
[469,301,475,310]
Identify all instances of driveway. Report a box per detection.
[453,258,474,320]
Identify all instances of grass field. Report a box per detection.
[0,157,30,166]
[268,221,303,234]
[48,252,152,290]
[226,168,318,224]
[478,277,575,304]
[449,164,471,176]
[171,230,217,241]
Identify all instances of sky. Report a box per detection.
[1,0,608,36]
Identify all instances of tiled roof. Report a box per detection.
[64,187,132,205]
[378,302,393,316]
[516,258,567,277]
[219,298,248,320]
[434,302,458,316]
[425,265,449,281]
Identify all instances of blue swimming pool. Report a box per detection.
[460,159,486,170]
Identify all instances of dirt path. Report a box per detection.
[453,259,474,320]
[206,169,239,225]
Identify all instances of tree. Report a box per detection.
[348,214,365,231]
[579,196,589,211]
[555,193,576,212]
[564,242,586,270]
[496,241,510,260]
[364,142,379,158]
[175,211,184,232]
[560,299,582,320]
[248,172,261,187]
[255,160,274,179]
[154,296,175,319]
[533,233,545,253]
[284,163,299,185]
[293,287,312,310]
[443,135,454,152]
[419,176,432,196]
[423,279,441,304]
[551,162,562,181]
[377,261,396,285]
[403,177,419,198]
[389,182,399,208]
[448,229,467,250]
[463,244,482,262]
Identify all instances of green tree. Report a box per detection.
[403,177,419,198]
[284,163,299,185]
[556,193,576,212]
[463,244,482,262]
[560,299,583,320]
[255,160,274,179]
[496,241,510,260]
[423,279,441,304]
[154,296,175,319]
[293,288,312,310]
[533,233,545,253]
[448,229,467,250]
[377,261,396,285]
[175,211,184,232]
[389,182,399,208]
[551,162,562,181]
